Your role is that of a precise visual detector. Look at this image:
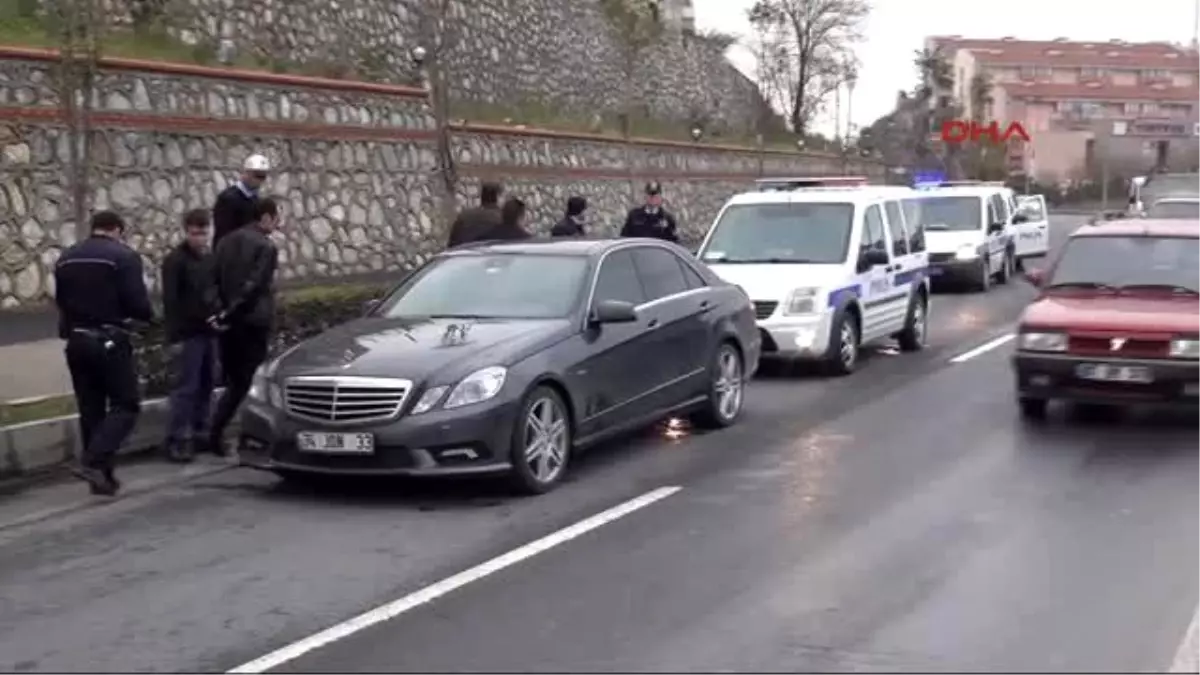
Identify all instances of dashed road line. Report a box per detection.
[948,333,1015,364]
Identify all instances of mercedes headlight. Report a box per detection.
[247,366,282,407]
[782,287,819,315]
[1169,338,1200,359]
[1018,331,1067,352]
[410,385,449,414]
[954,244,981,260]
[443,366,508,409]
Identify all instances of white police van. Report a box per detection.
[906,181,1022,291]
[696,177,931,375]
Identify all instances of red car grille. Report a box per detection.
[1068,335,1169,358]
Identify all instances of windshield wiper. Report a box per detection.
[716,257,820,264]
[426,313,492,319]
[1117,283,1200,295]
[1044,281,1119,292]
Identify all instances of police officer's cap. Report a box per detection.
[645,181,663,195]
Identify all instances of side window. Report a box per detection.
[631,248,689,301]
[884,201,909,256]
[861,205,888,256]
[988,194,1005,225]
[902,198,925,252]
[592,250,646,306]
[677,258,708,290]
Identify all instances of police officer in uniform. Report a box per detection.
[54,211,154,495]
[620,181,679,242]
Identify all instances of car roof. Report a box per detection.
[1073,219,1199,238]
[912,185,1006,197]
[725,187,908,206]
[441,238,680,258]
[1153,196,1200,203]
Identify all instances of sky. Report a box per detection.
[693,0,1199,137]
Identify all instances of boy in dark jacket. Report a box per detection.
[161,209,220,461]
[550,196,588,237]
[212,154,270,246]
[447,182,504,247]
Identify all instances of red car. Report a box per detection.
[1012,219,1199,420]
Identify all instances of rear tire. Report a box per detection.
[897,294,928,352]
[1018,396,1048,421]
[508,386,572,495]
[823,311,860,376]
[691,342,745,429]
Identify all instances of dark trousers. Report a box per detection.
[210,324,270,443]
[166,336,215,443]
[65,331,141,471]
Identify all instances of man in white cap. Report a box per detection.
[212,153,270,246]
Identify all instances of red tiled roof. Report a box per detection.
[999,81,1200,101]
[928,36,1198,70]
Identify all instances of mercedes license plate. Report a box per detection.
[297,431,375,454]
[1075,363,1152,383]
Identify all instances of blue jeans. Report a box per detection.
[166,336,215,443]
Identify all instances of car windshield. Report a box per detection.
[376,253,589,319]
[1147,200,1200,219]
[1142,174,1199,200]
[1017,197,1046,220]
[912,196,982,231]
[699,203,854,264]
[1047,235,1200,293]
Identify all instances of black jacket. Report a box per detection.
[213,226,278,329]
[161,243,219,342]
[54,235,154,338]
[212,184,258,246]
[550,217,585,237]
[447,205,502,247]
[620,206,679,242]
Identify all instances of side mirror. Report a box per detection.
[1022,269,1044,287]
[987,221,1005,233]
[362,299,381,316]
[590,299,638,325]
[857,248,889,273]
[1011,212,1029,224]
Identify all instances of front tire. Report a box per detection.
[897,294,928,352]
[823,311,860,376]
[509,386,572,494]
[996,251,1014,285]
[1018,396,1048,421]
[691,342,745,429]
[974,258,992,292]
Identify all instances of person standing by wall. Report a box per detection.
[54,211,154,496]
[208,197,282,457]
[447,181,504,247]
[620,181,680,242]
[550,196,588,237]
[212,154,270,246]
[161,209,221,463]
[481,197,533,241]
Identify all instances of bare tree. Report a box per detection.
[47,0,104,239]
[911,46,964,178]
[414,0,462,229]
[746,0,868,137]
[600,0,663,196]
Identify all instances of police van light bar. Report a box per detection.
[755,176,869,191]
[932,180,1007,187]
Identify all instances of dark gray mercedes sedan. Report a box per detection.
[237,238,761,493]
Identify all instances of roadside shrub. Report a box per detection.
[135,282,390,397]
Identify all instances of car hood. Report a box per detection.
[925,230,984,254]
[705,263,850,301]
[1022,294,1200,334]
[271,316,572,382]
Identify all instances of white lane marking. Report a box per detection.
[949,333,1015,364]
[1169,607,1200,673]
[226,485,683,673]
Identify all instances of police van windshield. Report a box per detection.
[700,203,854,264]
[1147,200,1200,219]
[912,196,982,231]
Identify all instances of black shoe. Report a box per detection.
[70,465,118,496]
[103,468,121,493]
[208,435,230,458]
[167,440,195,463]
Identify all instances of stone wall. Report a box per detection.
[77,0,768,134]
[0,49,878,309]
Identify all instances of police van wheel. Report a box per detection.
[997,252,1014,285]
[823,313,859,376]
[974,259,992,292]
[897,295,928,352]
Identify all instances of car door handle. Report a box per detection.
[646,318,659,329]
[886,264,900,272]
[699,300,712,312]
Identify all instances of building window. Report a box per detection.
[1124,102,1141,115]
[1080,67,1104,79]
[1034,66,1053,77]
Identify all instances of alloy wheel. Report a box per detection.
[839,322,858,368]
[912,301,927,346]
[713,348,744,421]
[522,397,568,485]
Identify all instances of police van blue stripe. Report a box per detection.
[892,266,927,286]
[827,284,862,308]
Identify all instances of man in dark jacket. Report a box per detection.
[161,208,220,462]
[208,197,281,456]
[550,196,587,237]
[447,181,503,247]
[212,153,270,246]
[54,211,154,495]
[620,180,679,242]
[480,197,533,241]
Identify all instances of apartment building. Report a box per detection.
[926,36,1199,182]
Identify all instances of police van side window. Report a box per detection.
[861,205,888,256]
[631,248,689,301]
[884,201,909,256]
[592,250,646,306]
[988,194,1004,225]
[901,198,925,252]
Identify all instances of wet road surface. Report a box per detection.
[0,215,1195,673]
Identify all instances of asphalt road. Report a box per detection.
[0,215,1195,673]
